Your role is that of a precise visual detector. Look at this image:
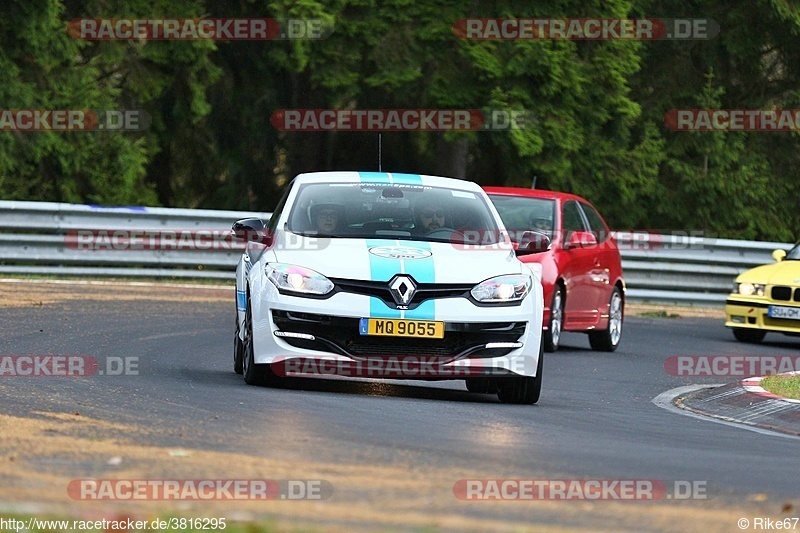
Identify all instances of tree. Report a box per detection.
[0,0,158,205]
[630,0,800,240]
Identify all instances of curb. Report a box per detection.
[677,373,800,437]
[741,372,800,403]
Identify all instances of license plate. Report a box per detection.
[768,305,800,320]
[359,318,444,339]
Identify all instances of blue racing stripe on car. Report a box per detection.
[365,239,436,320]
[405,299,435,320]
[402,241,436,320]
[401,241,434,283]
[358,171,391,184]
[369,296,401,318]
[365,239,400,282]
[366,239,402,318]
[236,290,247,311]
[392,173,423,185]
[358,171,423,185]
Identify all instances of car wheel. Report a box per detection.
[496,341,543,405]
[588,287,623,352]
[543,285,563,352]
[732,328,766,343]
[465,378,498,394]
[234,309,244,375]
[242,291,282,386]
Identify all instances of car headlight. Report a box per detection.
[733,282,765,296]
[266,263,334,296]
[471,274,532,303]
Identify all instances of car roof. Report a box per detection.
[296,171,484,193]
[483,186,590,204]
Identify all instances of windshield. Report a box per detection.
[286,182,502,244]
[488,194,556,239]
[787,243,800,260]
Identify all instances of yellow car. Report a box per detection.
[725,244,800,342]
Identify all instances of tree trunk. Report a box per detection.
[434,135,470,179]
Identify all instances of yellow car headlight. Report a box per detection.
[733,282,765,296]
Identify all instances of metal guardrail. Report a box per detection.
[0,200,270,280]
[612,232,789,305]
[0,200,792,305]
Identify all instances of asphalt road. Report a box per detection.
[1,282,798,529]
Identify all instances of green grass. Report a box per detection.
[638,310,681,319]
[760,375,800,400]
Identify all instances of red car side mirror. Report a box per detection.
[515,231,551,255]
[565,231,597,249]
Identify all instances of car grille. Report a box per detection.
[271,310,526,360]
[769,286,800,301]
[771,286,793,301]
[330,278,473,310]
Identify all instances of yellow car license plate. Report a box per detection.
[359,318,444,339]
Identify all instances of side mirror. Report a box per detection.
[772,249,787,262]
[232,218,270,245]
[565,231,597,249]
[516,231,551,255]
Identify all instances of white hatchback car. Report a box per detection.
[232,171,549,404]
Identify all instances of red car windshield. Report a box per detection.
[488,195,556,239]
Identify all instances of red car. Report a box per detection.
[484,187,625,352]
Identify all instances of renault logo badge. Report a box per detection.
[389,275,417,306]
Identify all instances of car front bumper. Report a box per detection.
[248,274,543,379]
[725,298,800,335]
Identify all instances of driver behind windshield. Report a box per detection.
[414,200,447,234]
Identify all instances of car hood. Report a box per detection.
[271,235,524,284]
[737,260,800,286]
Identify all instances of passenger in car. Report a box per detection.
[532,216,552,233]
[310,203,346,234]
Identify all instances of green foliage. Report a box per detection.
[631,0,800,240]
[0,0,159,205]
[1,0,799,241]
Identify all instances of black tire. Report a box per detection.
[588,287,624,352]
[242,292,282,386]
[543,285,564,352]
[465,378,498,394]
[496,341,543,405]
[732,328,766,343]
[234,309,244,375]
